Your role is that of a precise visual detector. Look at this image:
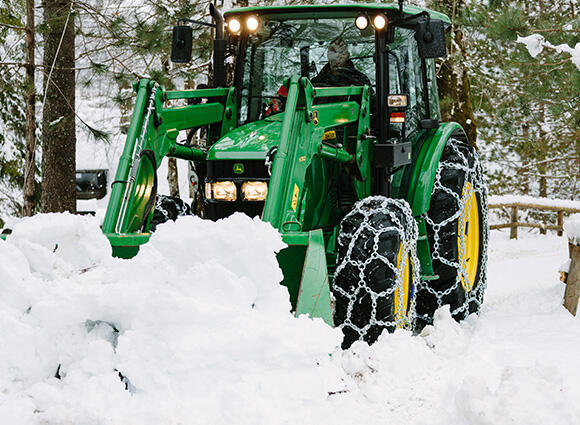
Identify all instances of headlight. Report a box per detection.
[387,94,408,107]
[207,181,237,201]
[242,181,268,201]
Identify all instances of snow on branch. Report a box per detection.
[516,34,580,71]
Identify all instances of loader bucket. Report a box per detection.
[279,229,334,326]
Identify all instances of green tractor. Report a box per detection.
[102,2,488,347]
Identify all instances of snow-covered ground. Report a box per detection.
[1,214,579,425]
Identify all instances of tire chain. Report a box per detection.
[333,197,421,341]
[419,138,489,323]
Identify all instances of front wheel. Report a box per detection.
[332,197,420,348]
[416,137,489,328]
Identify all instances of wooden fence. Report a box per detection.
[488,200,580,239]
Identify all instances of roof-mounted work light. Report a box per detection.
[246,16,260,32]
[373,14,388,30]
[227,18,241,33]
[355,14,369,30]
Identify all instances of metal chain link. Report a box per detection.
[334,197,421,341]
[418,138,489,322]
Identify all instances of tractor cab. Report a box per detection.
[227,7,442,136]
[171,4,449,220]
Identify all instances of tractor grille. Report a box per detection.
[205,160,269,220]
[207,160,269,179]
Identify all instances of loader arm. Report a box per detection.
[262,75,371,325]
[102,79,235,257]
[262,75,370,231]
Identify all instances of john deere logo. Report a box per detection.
[233,163,245,174]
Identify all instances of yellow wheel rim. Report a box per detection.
[458,182,480,291]
[394,245,410,325]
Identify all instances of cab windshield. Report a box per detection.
[237,16,424,128]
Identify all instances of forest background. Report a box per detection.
[0,0,578,226]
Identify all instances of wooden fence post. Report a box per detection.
[510,206,518,239]
[563,242,580,316]
[557,211,564,236]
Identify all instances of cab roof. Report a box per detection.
[223,3,451,25]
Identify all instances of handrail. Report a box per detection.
[488,197,580,239]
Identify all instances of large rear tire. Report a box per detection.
[416,137,489,328]
[332,197,420,348]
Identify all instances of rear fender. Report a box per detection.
[405,122,467,277]
[406,122,466,216]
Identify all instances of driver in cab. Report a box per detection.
[266,37,371,115]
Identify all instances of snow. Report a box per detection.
[1,214,580,424]
[560,259,571,274]
[564,213,580,245]
[489,194,580,210]
[517,34,545,58]
[517,34,580,71]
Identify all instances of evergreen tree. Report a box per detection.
[0,1,29,222]
[428,0,478,145]
[462,0,579,199]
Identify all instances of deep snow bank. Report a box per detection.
[2,214,580,425]
[0,213,344,424]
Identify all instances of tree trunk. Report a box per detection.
[161,57,180,197]
[167,158,180,198]
[41,0,76,213]
[538,103,547,198]
[520,121,530,195]
[118,79,132,135]
[431,0,477,146]
[23,0,36,216]
[538,103,547,234]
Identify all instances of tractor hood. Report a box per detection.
[206,115,283,161]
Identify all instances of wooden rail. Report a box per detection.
[488,201,580,239]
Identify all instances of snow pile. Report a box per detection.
[517,34,580,71]
[564,213,580,245]
[2,214,580,424]
[335,232,580,424]
[0,213,344,424]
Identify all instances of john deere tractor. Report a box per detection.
[102,2,488,347]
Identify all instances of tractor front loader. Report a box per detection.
[102,3,489,347]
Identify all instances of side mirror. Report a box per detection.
[171,25,193,63]
[415,18,446,59]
